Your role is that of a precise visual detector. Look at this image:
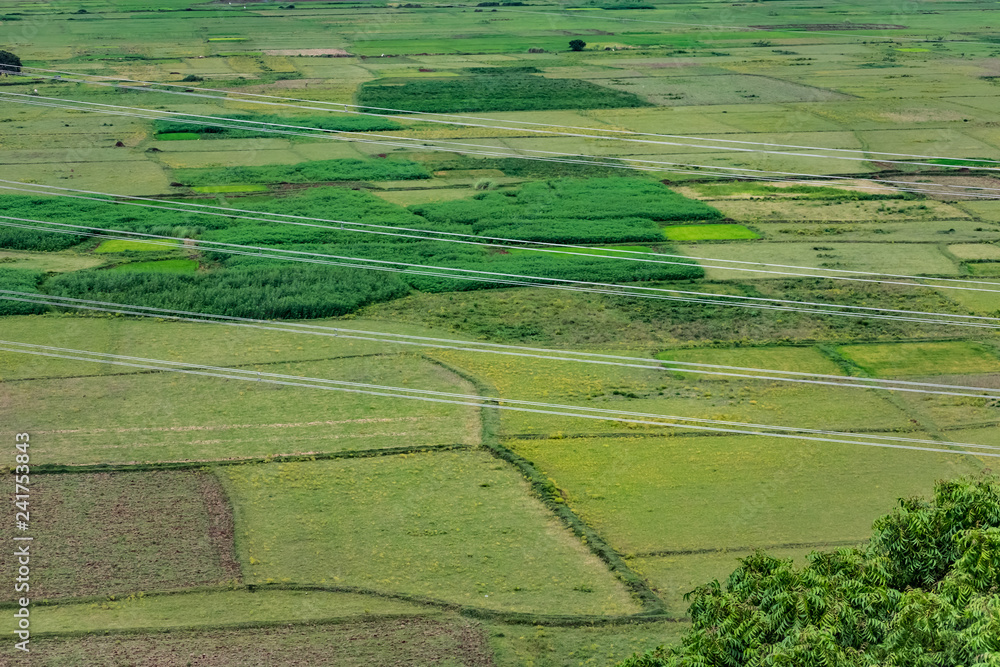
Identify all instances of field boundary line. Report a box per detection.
[10,443,473,475]
[14,582,686,629]
[0,351,403,384]
[422,354,667,614]
[629,539,867,558]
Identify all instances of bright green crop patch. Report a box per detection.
[223,451,639,615]
[662,224,759,241]
[357,67,652,113]
[107,259,199,274]
[95,239,179,253]
[153,132,202,141]
[838,341,1000,376]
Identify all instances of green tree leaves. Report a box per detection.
[620,476,1000,666]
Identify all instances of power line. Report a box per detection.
[2,338,997,458]
[5,92,1000,202]
[16,65,1000,168]
[4,213,999,330]
[3,179,998,293]
[8,289,1000,400]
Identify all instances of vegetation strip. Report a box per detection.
[630,539,866,558]
[13,443,473,475]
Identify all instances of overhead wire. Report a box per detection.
[7,289,1000,400]
[15,65,1000,168]
[3,338,999,458]
[4,213,1000,330]
[4,92,1000,201]
[3,179,999,293]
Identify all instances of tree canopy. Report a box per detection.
[569,39,587,51]
[620,476,1000,666]
[0,49,21,73]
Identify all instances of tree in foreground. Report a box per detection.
[0,49,21,73]
[569,39,587,51]
[619,476,1000,666]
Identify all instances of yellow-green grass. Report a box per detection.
[191,184,270,194]
[507,435,986,556]
[370,187,481,207]
[107,259,199,274]
[207,37,248,42]
[0,471,235,599]
[938,285,1000,315]
[94,239,179,253]
[4,355,480,465]
[662,224,759,241]
[0,316,462,382]
[656,346,844,376]
[685,242,958,279]
[427,349,914,437]
[34,590,432,635]
[707,199,969,223]
[837,341,1000,376]
[967,263,1000,277]
[0,249,107,272]
[222,452,640,615]
[959,201,1000,222]
[36,618,490,666]
[489,620,688,667]
[889,388,999,431]
[628,549,812,616]
[948,243,1000,260]
[759,220,1000,244]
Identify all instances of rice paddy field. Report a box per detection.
[3,0,1000,663]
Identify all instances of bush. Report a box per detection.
[0,269,47,315]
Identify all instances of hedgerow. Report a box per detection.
[152,113,403,138]
[174,159,431,186]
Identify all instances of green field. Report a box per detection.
[223,452,639,614]
[838,341,1000,377]
[5,0,1000,662]
[94,239,180,253]
[662,224,759,241]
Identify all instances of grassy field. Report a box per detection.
[507,433,986,557]
[837,341,1000,377]
[662,224,759,241]
[5,0,1000,661]
[223,451,640,614]
[34,590,435,635]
